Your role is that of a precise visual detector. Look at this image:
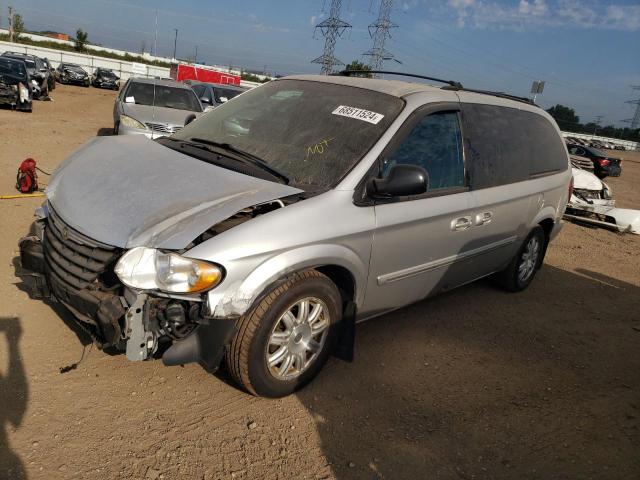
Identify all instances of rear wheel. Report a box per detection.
[225,270,341,397]
[495,227,545,292]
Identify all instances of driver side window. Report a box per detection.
[383,111,465,191]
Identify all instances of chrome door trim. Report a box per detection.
[377,235,518,286]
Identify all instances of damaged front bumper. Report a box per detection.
[17,213,237,369]
[565,196,640,235]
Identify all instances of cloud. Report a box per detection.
[310,15,317,26]
[445,1,640,31]
[448,0,476,27]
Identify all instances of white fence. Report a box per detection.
[0,40,171,81]
[0,28,172,64]
[561,132,638,151]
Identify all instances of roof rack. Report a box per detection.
[336,69,535,106]
[337,70,464,89]
[444,86,535,105]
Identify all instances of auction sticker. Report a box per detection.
[332,105,384,125]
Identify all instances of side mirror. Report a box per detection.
[184,113,197,126]
[366,164,428,198]
[200,96,211,105]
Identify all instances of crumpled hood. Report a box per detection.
[46,135,302,249]
[123,103,200,126]
[572,167,603,191]
[65,66,87,75]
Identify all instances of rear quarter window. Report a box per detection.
[461,104,568,189]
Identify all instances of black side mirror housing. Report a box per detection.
[184,113,197,126]
[200,97,211,104]
[367,164,428,198]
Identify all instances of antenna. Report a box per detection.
[311,0,352,75]
[625,86,640,130]
[363,0,398,76]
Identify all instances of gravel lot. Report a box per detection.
[1,85,639,480]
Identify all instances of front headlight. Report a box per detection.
[120,114,146,130]
[114,247,223,294]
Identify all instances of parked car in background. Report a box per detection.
[42,57,55,91]
[55,63,90,87]
[92,68,119,90]
[186,80,247,110]
[1,52,50,98]
[566,144,622,178]
[113,77,203,137]
[0,56,32,111]
[569,154,594,172]
[19,74,571,397]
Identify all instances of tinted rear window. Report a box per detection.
[461,104,567,189]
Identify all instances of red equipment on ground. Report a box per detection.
[16,158,39,193]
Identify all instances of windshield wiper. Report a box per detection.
[190,137,290,184]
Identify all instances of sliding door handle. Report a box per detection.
[451,216,472,231]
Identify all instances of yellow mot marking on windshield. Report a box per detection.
[306,138,334,160]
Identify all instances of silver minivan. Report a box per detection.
[19,74,571,397]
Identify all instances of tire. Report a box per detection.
[225,269,341,397]
[495,226,546,292]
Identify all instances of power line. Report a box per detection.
[363,0,397,74]
[626,86,640,129]
[311,0,351,75]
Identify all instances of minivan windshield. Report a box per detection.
[126,82,202,112]
[172,79,404,187]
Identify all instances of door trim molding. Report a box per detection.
[377,235,518,285]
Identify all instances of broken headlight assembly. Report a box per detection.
[114,247,223,294]
[119,114,146,130]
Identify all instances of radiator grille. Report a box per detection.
[43,206,120,291]
[145,122,182,135]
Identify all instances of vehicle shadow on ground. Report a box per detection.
[11,256,92,349]
[297,265,640,479]
[0,316,29,480]
[96,127,114,136]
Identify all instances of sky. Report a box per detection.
[3,0,639,127]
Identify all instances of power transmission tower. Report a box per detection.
[363,0,397,74]
[626,86,640,130]
[311,0,351,75]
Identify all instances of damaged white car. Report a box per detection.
[566,167,640,234]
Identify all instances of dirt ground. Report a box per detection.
[0,85,639,480]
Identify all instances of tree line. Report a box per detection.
[546,104,638,142]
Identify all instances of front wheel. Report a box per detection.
[225,270,341,397]
[495,227,546,292]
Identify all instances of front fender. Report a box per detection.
[205,243,368,318]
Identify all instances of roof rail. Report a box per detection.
[336,69,535,106]
[336,70,463,89]
[444,86,535,105]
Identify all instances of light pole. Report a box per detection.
[194,45,198,64]
[173,28,178,60]
[593,115,603,137]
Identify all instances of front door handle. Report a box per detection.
[475,211,493,226]
[451,216,472,231]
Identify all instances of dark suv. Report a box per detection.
[55,63,90,87]
[1,52,51,98]
[92,68,120,90]
[566,144,622,178]
[0,56,33,111]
